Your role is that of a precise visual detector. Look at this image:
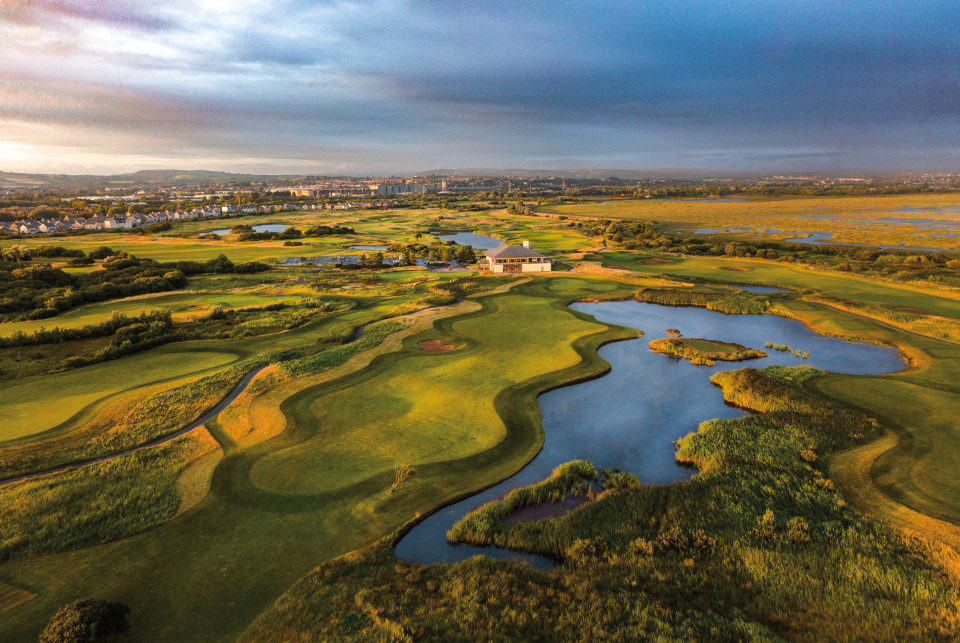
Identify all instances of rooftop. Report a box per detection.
[484,243,546,259]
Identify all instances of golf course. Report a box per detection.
[3,197,960,640]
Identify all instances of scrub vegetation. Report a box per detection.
[649,337,767,365]
[248,366,959,641]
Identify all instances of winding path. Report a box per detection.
[0,300,459,488]
[0,365,268,487]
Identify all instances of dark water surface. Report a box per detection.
[394,301,904,567]
[204,223,288,236]
[433,232,502,248]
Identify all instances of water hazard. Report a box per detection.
[433,232,502,249]
[203,224,289,236]
[395,300,904,567]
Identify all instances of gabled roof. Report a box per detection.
[484,243,545,259]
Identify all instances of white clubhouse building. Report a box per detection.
[481,241,552,273]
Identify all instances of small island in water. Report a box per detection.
[649,333,767,366]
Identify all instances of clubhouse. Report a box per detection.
[481,241,552,273]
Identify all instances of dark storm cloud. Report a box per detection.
[2,0,959,172]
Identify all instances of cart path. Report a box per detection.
[0,365,269,487]
[0,300,462,488]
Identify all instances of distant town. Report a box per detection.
[3,170,960,238]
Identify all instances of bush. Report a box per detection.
[40,599,130,643]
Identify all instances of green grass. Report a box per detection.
[245,365,960,641]
[0,348,241,443]
[248,286,623,496]
[0,362,251,479]
[0,275,640,641]
[538,193,960,250]
[598,251,960,321]
[0,291,308,337]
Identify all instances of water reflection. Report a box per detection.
[394,301,904,566]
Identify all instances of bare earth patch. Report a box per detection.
[569,261,630,275]
[418,339,454,353]
[894,307,928,314]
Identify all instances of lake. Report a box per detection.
[202,224,288,236]
[433,232,502,249]
[394,300,904,567]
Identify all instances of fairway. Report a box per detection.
[250,291,605,494]
[0,349,240,442]
[0,276,640,641]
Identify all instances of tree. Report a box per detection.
[369,251,384,267]
[40,599,131,643]
[2,245,32,264]
[455,245,476,264]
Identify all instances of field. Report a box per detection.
[3,200,960,640]
[538,193,960,250]
[0,273,644,640]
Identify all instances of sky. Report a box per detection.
[0,0,958,175]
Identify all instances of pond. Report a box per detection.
[394,300,904,568]
[433,232,502,249]
[350,245,389,250]
[202,224,288,236]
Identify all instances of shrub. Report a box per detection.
[39,599,130,643]
[753,509,777,540]
[786,517,811,544]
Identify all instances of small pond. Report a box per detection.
[395,300,904,568]
[202,224,288,236]
[350,245,389,250]
[433,232,502,249]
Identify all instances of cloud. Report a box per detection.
[1,0,959,173]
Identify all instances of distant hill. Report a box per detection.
[0,169,307,190]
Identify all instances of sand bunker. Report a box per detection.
[418,339,454,353]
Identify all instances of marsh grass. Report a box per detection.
[649,337,766,365]
[636,288,769,314]
[248,366,960,641]
[806,293,960,343]
[0,430,218,561]
[0,362,252,479]
[446,461,597,547]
